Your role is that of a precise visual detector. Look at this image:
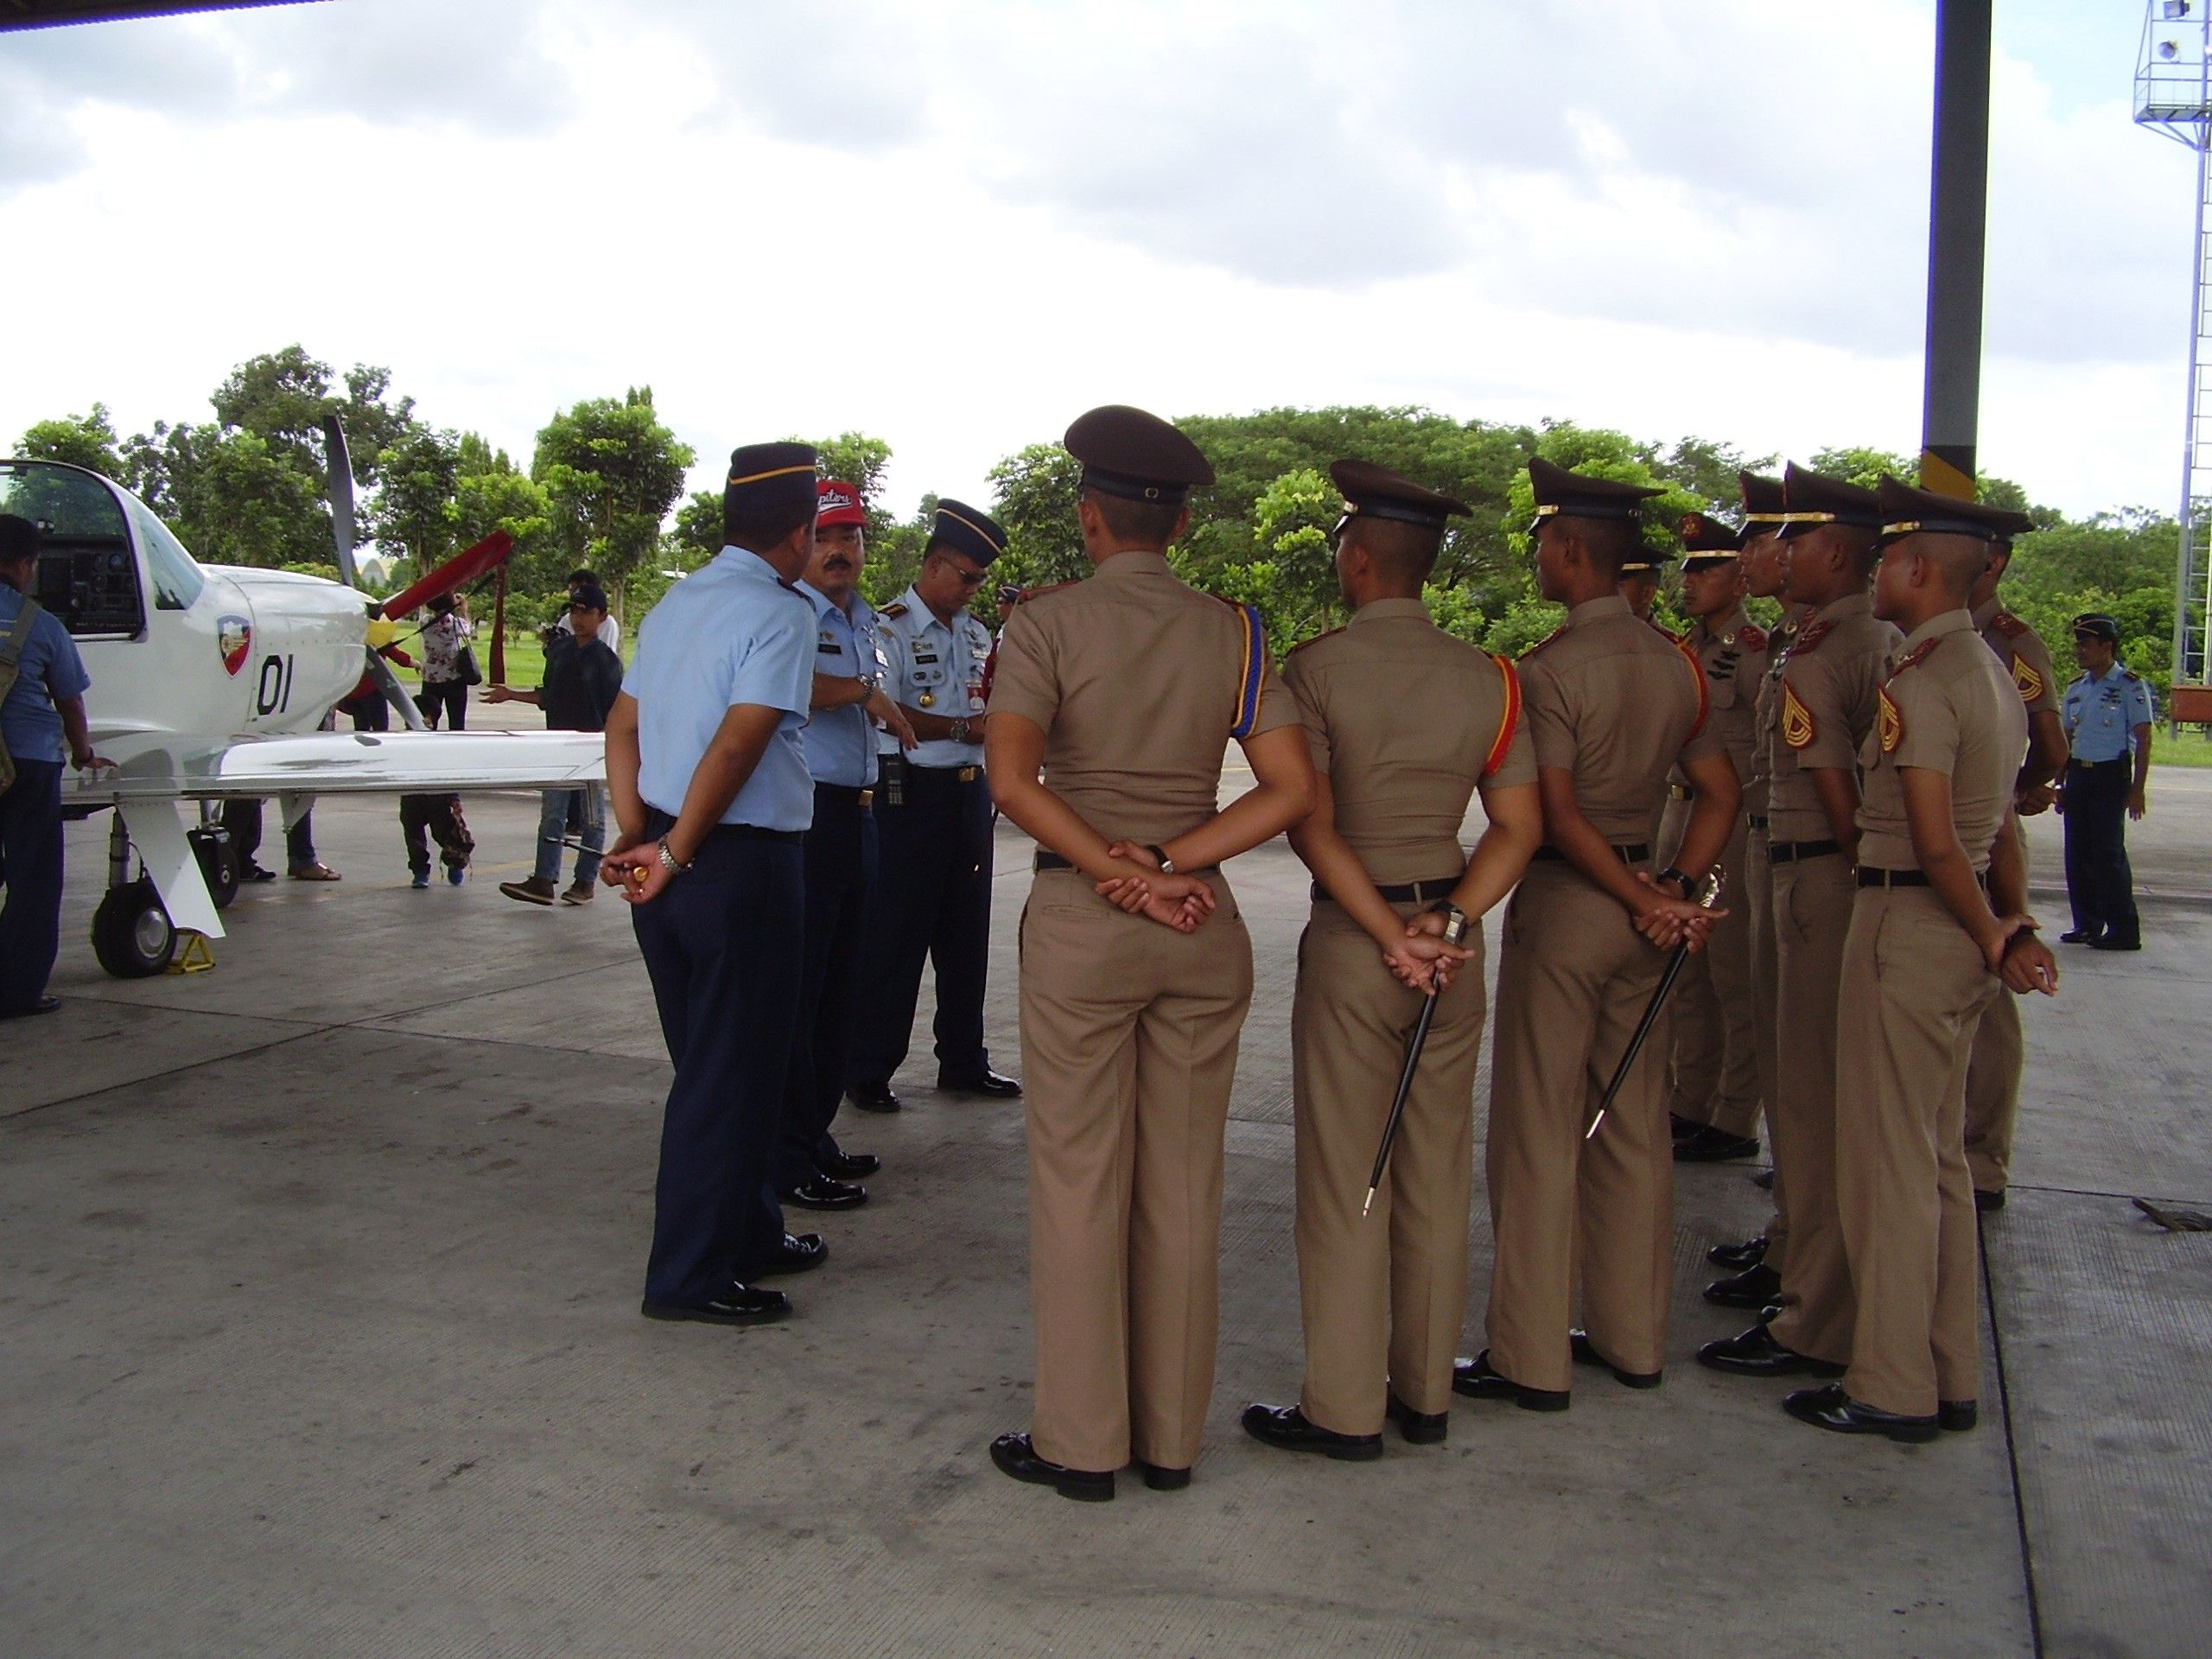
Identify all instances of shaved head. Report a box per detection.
[1343,516,1442,589]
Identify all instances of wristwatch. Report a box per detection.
[950,716,970,744]
[1654,865,1693,899]
[1146,843,1176,874]
[657,839,694,878]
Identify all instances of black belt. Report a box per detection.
[1530,842,1649,864]
[1035,851,1217,875]
[1312,875,1462,906]
[906,763,983,785]
[1748,814,1770,831]
[647,810,804,847]
[813,782,874,809]
[2069,756,2127,772]
[1768,839,1841,864]
[1859,866,1988,890]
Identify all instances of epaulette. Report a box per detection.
[1738,622,1768,652]
[1891,639,1940,676]
[1794,619,1834,653]
[880,601,909,619]
[1644,619,1688,646]
[2121,667,2142,682]
[1286,626,1344,658]
[1521,623,1569,659]
[1991,611,2030,639]
[1015,580,1081,605]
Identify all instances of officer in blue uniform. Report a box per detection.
[769,478,915,1224]
[847,501,1022,1110]
[2058,613,2156,951]
[600,442,822,1327]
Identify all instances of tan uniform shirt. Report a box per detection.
[1522,594,1719,842]
[1854,609,2027,874]
[988,550,1298,835]
[1282,598,1536,884]
[1972,596,2060,719]
[1747,602,1807,820]
[1670,603,1767,793]
[1762,592,1903,842]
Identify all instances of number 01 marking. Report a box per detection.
[256,653,296,716]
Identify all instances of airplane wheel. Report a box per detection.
[189,827,239,911]
[92,878,175,979]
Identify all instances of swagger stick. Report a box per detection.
[1584,870,1724,1141]
[1362,908,1471,1217]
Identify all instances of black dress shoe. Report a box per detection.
[1670,1111,1702,1142]
[818,1147,880,1180]
[938,1068,1022,1098]
[1751,1166,1777,1192]
[781,1176,868,1211]
[1704,1262,1783,1309]
[1707,1233,1769,1270]
[989,1432,1113,1501]
[2059,929,2098,944]
[1675,1126,1762,1164]
[640,1283,792,1325]
[1133,1459,1191,1491]
[0,994,61,1019]
[1386,1390,1449,1445]
[1570,1330,1662,1389]
[847,1080,902,1114]
[758,1232,827,1276]
[1974,1187,2006,1213]
[1696,1320,1846,1378]
[2089,935,2142,951]
[1452,1351,1569,1412]
[1938,1399,1978,1432]
[240,861,278,883]
[1241,1403,1384,1460]
[1783,1382,1939,1443]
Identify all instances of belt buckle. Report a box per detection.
[957,766,979,783]
[857,788,873,809]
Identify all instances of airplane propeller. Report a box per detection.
[323,412,427,731]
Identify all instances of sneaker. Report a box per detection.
[561,880,594,906]
[499,875,559,906]
[447,863,467,886]
[410,870,431,890]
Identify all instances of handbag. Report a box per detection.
[454,639,483,686]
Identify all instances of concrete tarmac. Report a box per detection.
[3,773,2207,1658]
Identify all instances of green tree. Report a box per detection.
[16,405,124,476]
[531,387,694,616]
[369,424,461,573]
[987,442,1086,590]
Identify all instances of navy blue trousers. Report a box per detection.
[849,770,995,1089]
[0,760,64,1014]
[633,821,804,1305]
[772,786,877,1192]
[2062,760,2139,943]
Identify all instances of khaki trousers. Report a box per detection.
[1658,802,1760,1139]
[1293,899,1486,1434]
[1836,887,1999,1417]
[1961,819,2030,1193]
[1486,862,1673,1394]
[1764,855,1857,1366]
[1018,869,1254,1474]
[1745,826,1786,1248]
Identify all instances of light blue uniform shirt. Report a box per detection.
[2063,664,2156,763]
[0,586,91,764]
[874,584,993,769]
[626,546,816,831]
[795,581,881,788]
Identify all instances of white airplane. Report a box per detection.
[3,420,604,978]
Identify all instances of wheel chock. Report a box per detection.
[166,931,216,974]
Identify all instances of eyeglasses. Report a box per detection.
[938,558,988,588]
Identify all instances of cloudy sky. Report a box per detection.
[0,0,2191,520]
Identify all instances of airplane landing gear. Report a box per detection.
[91,816,175,978]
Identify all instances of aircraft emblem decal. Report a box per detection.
[218,615,252,677]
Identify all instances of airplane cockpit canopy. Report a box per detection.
[0,458,204,638]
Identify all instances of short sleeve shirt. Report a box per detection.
[0,588,91,764]
[875,585,995,768]
[1854,609,2026,874]
[1670,603,1767,793]
[987,550,1297,846]
[418,612,474,684]
[625,546,817,830]
[1518,594,1719,845]
[796,581,881,788]
[1972,598,2057,718]
[2063,666,2157,763]
[1282,597,1535,886]
[1762,592,1903,840]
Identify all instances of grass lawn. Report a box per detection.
[2157,726,2212,768]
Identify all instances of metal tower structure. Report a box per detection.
[2138,2,2212,705]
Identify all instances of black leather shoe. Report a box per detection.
[1241,1403,1384,1460]
[1783,1383,1939,1442]
[1670,1111,1702,1142]
[2089,935,2142,951]
[1675,1126,1762,1163]
[1452,1351,1569,1412]
[1133,1459,1190,1491]
[938,1068,1022,1098]
[1938,1399,1978,1432]
[0,994,61,1018]
[2059,929,2098,944]
[847,1080,902,1114]
[818,1147,880,1180]
[758,1233,827,1276]
[989,1432,1113,1501]
[640,1283,791,1325]
[1751,1166,1777,1191]
[1705,1262,1783,1309]
[1697,1320,1846,1378]
[1570,1330,1662,1389]
[1386,1391,1448,1445]
[781,1176,867,1211]
[239,861,278,883]
[1974,1187,2006,1212]
[1708,1233,1769,1270]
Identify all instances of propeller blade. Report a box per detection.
[321,413,359,589]
[378,530,513,620]
[365,648,429,732]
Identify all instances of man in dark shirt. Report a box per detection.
[489,583,624,905]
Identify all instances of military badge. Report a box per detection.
[1878,687,1903,753]
[1781,680,1816,750]
[2012,658,2044,704]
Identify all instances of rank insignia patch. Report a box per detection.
[1781,681,1816,750]
[2012,658,2044,704]
[1878,687,1902,753]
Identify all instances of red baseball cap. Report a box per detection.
[817,479,865,528]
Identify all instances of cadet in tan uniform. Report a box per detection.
[984,405,1316,1501]
[1786,479,2056,1440]
[1240,462,1541,1461]
[1701,464,1902,1382]
[1457,459,1740,1409]
[1662,512,1766,1165]
[1961,543,2068,1209]
[1617,543,1671,621]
